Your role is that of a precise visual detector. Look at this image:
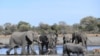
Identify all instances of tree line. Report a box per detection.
[0,16,100,35]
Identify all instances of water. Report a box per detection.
[87,46,100,51]
[0,45,100,54]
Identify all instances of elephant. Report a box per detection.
[72,32,87,48]
[6,31,39,55]
[63,43,86,56]
[38,32,57,55]
[38,33,49,54]
[54,33,58,45]
[63,34,71,44]
[46,32,57,55]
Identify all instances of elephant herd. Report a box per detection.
[5,30,87,56]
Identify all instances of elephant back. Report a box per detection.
[11,31,26,37]
[9,31,26,47]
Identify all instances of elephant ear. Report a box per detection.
[26,31,34,42]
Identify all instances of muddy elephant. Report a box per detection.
[63,43,86,56]
[72,32,87,48]
[6,31,39,55]
[38,32,57,55]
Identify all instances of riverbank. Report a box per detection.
[0,34,100,46]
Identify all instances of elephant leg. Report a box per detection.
[82,52,85,56]
[72,39,74,43]
[72,36,75,43]
[30,44,37,55]
[27,45,30,55]
[21,45,26,55]
[82,40,87,48]
[82,40,84,46]
[54,48,57,54]
[45,42,48,52]
[14,47,17,55]
[39,44,42,55]
[51,48,57,54]
[63,46,67,54]
[6,47,13,55]
[63,46,70,56]
[53,47,57,54]
[85,41,87,48]
[80,52,85,56]
[67,52,70,56]
[77,53,79,56]
[41,43,45,54]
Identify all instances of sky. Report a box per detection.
[0,0,100,26]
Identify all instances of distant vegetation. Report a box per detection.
[0,16,100,35]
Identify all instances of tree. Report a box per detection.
[51,23,60,34]
[10,25,18,32]
[39,22,50,30]
[58,21,67,34]
[31,26,36,31]
[38,22,51,34]
[0,25,4,34]
[97,18,100,33]
[0,25,4,32]
[17,21,31,31]
[4,23,12,35]
[80,16,97,33]
[4,23,11,30]
[19,24,30,31]
[72,23,80,32]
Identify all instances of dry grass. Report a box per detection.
[0,35,11,38]
[0,34,100,38]
[0,35,10,44]
[87,34,100,37]
[58,34,100,38]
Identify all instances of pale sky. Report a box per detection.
[0,0,99,26]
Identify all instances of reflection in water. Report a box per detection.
[0,45,100,54]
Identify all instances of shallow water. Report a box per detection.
[87,45,100,51]
[0,45,100,54]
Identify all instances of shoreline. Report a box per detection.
[0,34,100,48]
[1,44,100,49]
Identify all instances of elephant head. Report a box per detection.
[26,31,39,43]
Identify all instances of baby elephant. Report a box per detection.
[63,43,86,56]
